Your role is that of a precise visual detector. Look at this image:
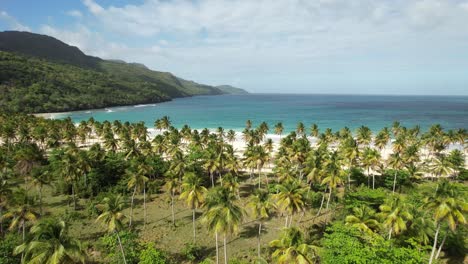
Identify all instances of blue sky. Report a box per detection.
[1,0,468,95]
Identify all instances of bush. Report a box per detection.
[183,242,203,262]
[0,233,21,264]
[320,223,428,264]
[344,186,387,211]
[138,242,168,264]
[100,231,140,264]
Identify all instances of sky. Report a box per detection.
[1,0,468,95]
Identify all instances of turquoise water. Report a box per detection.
[60,94,468,133]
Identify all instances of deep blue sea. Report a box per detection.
[58,94,468,133]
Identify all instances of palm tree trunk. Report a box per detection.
[429,223,441,264]
[258,168,261,189]
[435,232,447,260]
[116,231,128,264]
[171,192,175,226]
[388,227,392,240]
[224,234,228,264]
[367,168,370,188]
[0,207,3,234]
[317,189,326,216]
[392,171,397,194]
[326,187,332,209]
[72,184,77,210]
[210,172,214,188]
[192,209,196,243]
[21,222,25,262]
[215,231,219,264]
[257,222,262,258]
[372,174,376,189]
[39,185,43,215]
[143,185,147,229]
[284,215,288,227]
[129,186,136,227]
[289,214,294,227]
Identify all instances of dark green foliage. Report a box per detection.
[382,169,412,191]
[138,242,169,264]
[344,186,387,211]
[182,242,204,262]
[0,233,21,264]
[100,231,140,264]
[321,223,428,264]
[0,31,246,113]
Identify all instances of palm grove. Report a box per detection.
[0,113,467,264]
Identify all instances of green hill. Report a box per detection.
[216,85,249,94]
[0,31,247,113]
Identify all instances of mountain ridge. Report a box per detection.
[0,31,248,113]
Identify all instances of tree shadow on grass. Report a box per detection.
[240,223,260,239]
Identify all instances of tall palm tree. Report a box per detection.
[378,195,412,240]
[322,151,344,209]
[202,187,244,264]
[387,152,404,193]
[126,162,149,227]
[424,181,467,264]
[269,227,316,264]
[30,168,52,215]
[95,194,128,264]
[180,172,207,243]
[428,155,454,180]
[274,181,307,227]
[3,190,39,242]
[248,189,276,258]
[14,218,87,263]
[296,122,305,137]
[275,122,284,140]
[310,123,319,138]
[356,126,372,147]
[361,147,381,189]
[165,173,179,227]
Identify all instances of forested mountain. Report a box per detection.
[216,85,249,94]
[0,31,247,113]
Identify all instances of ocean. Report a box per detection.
[55,94,468,133]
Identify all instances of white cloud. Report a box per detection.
[66,10,83,18]
[37,1,468,94]
[0,10,31,31]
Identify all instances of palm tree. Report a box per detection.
[14,218,87,263]
[378,195,412,239]
[275,122,284,139]
[3,190,39,242]
[0,179,12,234]
[202,187,244,264]
[160,116,171,130]
[339,137,359,189]
[126,162,149,227]
[356,126,372,147]
[164,173,179,226]
[246,119,252,130]
[345,205,380,234]
[387,152,404,193]
[322,151,344,209]
[180,172,207,244]
[310,123,319,138]
[248,189,276,258]
[274,181,307,227]
[296,122,305,137]
[424,181,468,264]
[95,194,128,264]
[30,168,52,215]
[428,155,455,180]
[269,227,316,264]
[361,147,381,189]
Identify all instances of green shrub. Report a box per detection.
[138,242,168,264]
